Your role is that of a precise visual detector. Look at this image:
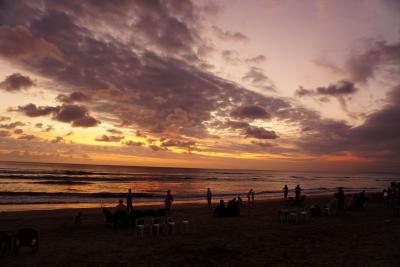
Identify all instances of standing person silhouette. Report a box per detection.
[247,189,254,206]
[206,188,212,208]
[283,185,289,200]
[127,188,133,212]
[295,184,301,200]
[165,190,174,213]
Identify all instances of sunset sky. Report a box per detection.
[0,0,399,171]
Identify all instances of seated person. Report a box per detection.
[116,199,127,212]
[214,200,226,217]
[226,198,240,216]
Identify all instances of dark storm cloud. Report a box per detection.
[11,104,99,127]
[296,81,358,113]
[244,126,278,140]
[231,105,271,120]
[56,92,91,103]
[53,105,99,127]
[95,135,124,142]
[0,121,25,129]
[212,26,248,42]
[296,81,357,97]
[0,73,35,92]
[11,104,57,117]
[346,41,400,83]
[297,85,400,160]
[0,0,287,138]
[224,120,279,140]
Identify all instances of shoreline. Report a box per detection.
[0,192,382,214]
[0,192,333,213]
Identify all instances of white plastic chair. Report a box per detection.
[167,217,175,234]
[299,210,308,222]
[182,217,190,233]
[288,211,297,223]
[135,218,145,239]
[153,217,167,236]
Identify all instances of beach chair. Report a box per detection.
[135,218,145,239]
[181,216,190,233]
[299,210,309,222]
[167,217,176,234]
[288,211,298,223]
[278,209,289,223]
[153,217,167,236]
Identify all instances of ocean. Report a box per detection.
[0,161,397,212]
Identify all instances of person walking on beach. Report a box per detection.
[165,190,174,213]
[283,185,289,200]
[206,188,212,208]
[127,188,133,212]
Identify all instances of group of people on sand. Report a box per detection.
[116,189,175,213]
[282,184,306,205]
[214,198,242,217]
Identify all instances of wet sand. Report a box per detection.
[1,194,399,266]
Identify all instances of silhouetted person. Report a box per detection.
[127,189,133,212]
[295,184,301,200]
[248,189,254,206]
[214,200,226,217]
[207,188,212,208]
[165,190,174,213]
[116,199,127,211]
[283,185,289,200]
[337,187,345,212]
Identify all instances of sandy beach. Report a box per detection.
[1,194,399,267]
